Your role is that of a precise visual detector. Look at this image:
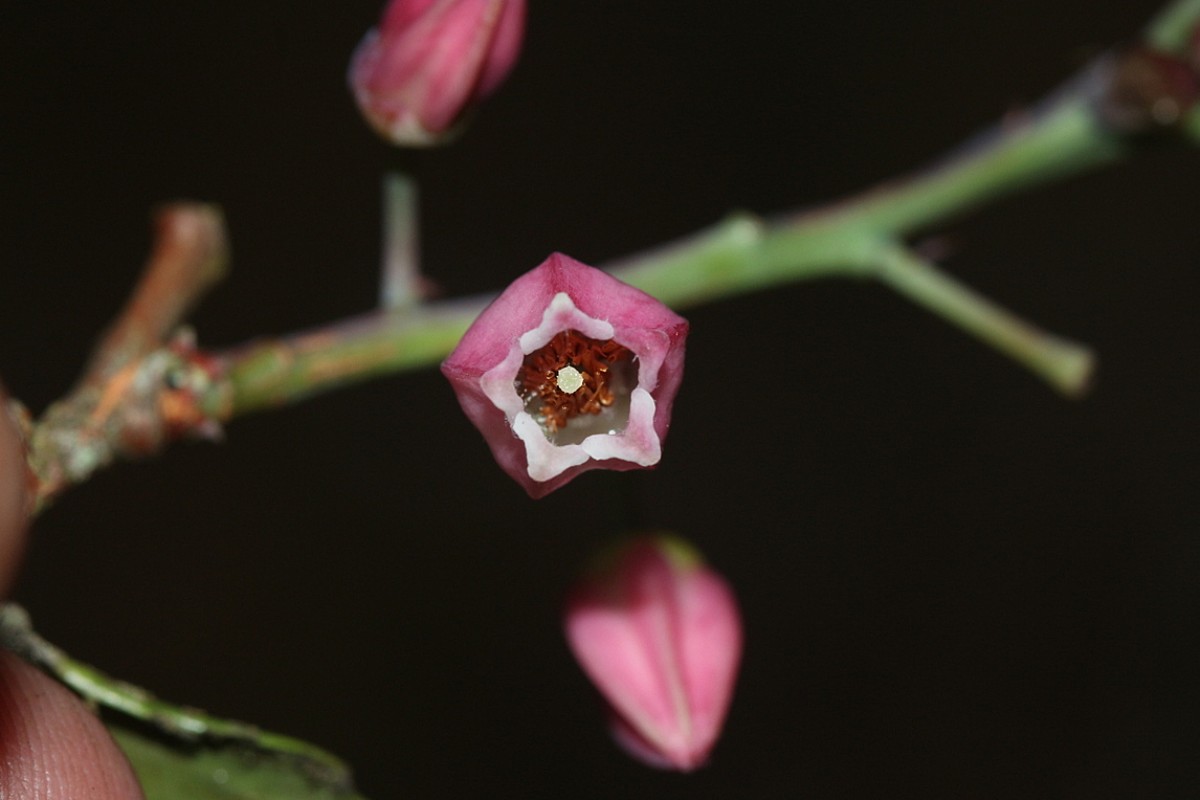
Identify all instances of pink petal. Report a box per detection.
[350,0,526,144]
[564,538,742,770]
[441,253,688,497]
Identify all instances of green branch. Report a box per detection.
[24,0,1200,505]
[205,90,1128,416]
[870,243,1095,396]
[207,7,1200,417]
[1146,0,1200,50]
[0,604,357,794]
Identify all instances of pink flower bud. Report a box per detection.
[564,535,743,771]
[349,0,526,146]
[441,254,688,498]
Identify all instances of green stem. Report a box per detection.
[609,97,1124,299]
[114,2,1200,425]
[217,298,483,417]
[379,173,422,310]
[0,604,351,787]
[1145,0,1200,50]
[206,45,1146,416]
[838,98,1124,236]
[871,243,1095,396]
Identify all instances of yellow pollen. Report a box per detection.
[516,329,635,435]
[556,365,584,394]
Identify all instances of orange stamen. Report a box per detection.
[516,330,633,433]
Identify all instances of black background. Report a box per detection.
[3,2,1199,798]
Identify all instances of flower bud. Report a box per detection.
[564,535,743,771]
[349,0,526,146]
[1097,46,1200,135]
[441,254,688,498]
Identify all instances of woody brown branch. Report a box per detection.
[26,205,230,513]
[85,204,229,383]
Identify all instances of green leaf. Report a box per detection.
[111,724,371,800]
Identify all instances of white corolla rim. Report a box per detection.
[479,293,663,482]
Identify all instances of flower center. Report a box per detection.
[516,329,636,445]
[556,365,584,394]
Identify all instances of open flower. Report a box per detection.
[441,253,688,498]
[349,0,526,146]
[564,535,743,771]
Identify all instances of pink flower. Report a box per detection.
[564,535,743,771]
[349,0,526,146]
[441,253,688,498]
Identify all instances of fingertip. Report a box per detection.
[0,651,145,800]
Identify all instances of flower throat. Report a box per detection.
[517,330,636,445]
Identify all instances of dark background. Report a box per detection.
[3,2,1199,798]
